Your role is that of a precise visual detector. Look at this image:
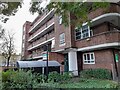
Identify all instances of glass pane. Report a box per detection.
[82,25,88,30]
[87,54,90,60]
[91,54,94,59]
[90,61,94,63]
[59,33,65,44]
[84,54,86,60]
[84,61,88,63]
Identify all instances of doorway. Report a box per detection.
[64,54,69,72]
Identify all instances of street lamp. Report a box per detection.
[46,44,49,80]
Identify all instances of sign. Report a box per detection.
[115,54,119,62]
[42,53,47,60]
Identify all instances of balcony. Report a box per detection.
[28,33,55,51]
[76,31,120,51]
[28,52,43,59]
[88,3,120,20]
[28,37,46,50]
[29,9,54,34]
[28,18,55,42]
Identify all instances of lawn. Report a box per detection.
[41,78,118,88]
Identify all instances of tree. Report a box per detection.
[0,32,15,67]
[29,1,110,27]
[0,25,5,39]
[0,2,22,23]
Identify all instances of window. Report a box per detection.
[59,33,65,45]
[58,15,62,24]
[75,25,93,40]
[51,39,55,48]
[83,52,95,64]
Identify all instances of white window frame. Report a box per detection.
[58,15,62,24]
[75,25,93,40]
[59,33,65,45]
[51,39,55,48]
[83,52,95,64]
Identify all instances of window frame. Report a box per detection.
[58,15,62,24]
[83,52,95,64]
[75,25,93,40]
[59,33,65,46]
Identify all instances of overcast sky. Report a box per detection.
[0,0,49,54]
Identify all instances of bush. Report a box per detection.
[2,69,42,89]
[2,70,16,82]
[48,71,71,83]
[80,68,112,79]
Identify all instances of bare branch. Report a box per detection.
[0,31,15,67]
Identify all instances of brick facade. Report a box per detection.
[21,3,120,78]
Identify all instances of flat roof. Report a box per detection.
[17,60,61,68]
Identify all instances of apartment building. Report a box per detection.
[21,3,120,78]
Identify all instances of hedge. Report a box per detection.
[80,68,112,79]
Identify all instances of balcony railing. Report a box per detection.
[28,52,43,59]
[28,18,54,42]
[29,9,54,33]
[88,3,120,20]
[75,31,120,49]
[28,37,46,50]
[28,33,55,50]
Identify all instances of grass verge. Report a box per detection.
[41,78,118,88]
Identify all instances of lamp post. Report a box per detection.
[46,44,49,80]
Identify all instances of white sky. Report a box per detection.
[0,0,49,54]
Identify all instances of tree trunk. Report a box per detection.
[7,57,10,68]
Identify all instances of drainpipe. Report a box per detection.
[112,49,118,80]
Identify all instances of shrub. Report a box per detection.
[2,70,16,82]
[2,69,42,89]
[48,71,71,83]
[36,74,46,83]
[80,68,112,79]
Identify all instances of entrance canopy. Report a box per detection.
[16,60,61,68]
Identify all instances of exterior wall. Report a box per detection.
[81,49,120,79]
[26,10,55,60]
[21,3,120,77]
[49,52,64,71]
[21,21,31,59]
[82,49,114,70]
[54,15,72,51]
[88,3,120,20]
[92,22,109,35]
[75,31,120,49]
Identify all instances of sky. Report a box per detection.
[0,0,48,54]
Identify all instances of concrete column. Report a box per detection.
[42,67,44,74]
[68,51,78,76]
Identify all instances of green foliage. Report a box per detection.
[47,2,110,27]
[48,71,71,83]
[1,2,22,16]
[2,70,42,89]
[2,70,118,89]
[29,1,43,15]
[35,74,46,83]
[2,70,15,82]
[0,2,22,23]
[80,69,112,79]
[29,1,110,27]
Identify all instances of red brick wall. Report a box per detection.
[88,3,120,20]
[54,15,72,51]
[22,21,31,59]
[92,23,109,35]
[75,31,120,49]
[48,52,64,71]
[82,49,114,70]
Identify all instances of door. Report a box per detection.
[64,54,69,72]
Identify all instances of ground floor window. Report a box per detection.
[83,52,95,64]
